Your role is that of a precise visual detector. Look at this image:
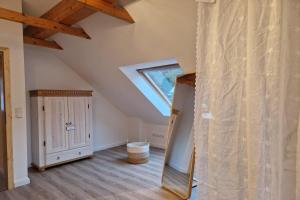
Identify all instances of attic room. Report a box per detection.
[0,0,300,200]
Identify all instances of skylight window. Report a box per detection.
[138,65,183,105]
[120,58,183,117]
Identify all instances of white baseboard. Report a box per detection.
[14,177,30,188]
[93,141,127,152]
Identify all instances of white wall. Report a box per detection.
[24,46,129,165]
[92,92,129,151]
[143,122,168,149]
[0,0,29,187]
[128,117,168,149]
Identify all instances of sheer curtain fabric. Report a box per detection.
[194,0,300,199]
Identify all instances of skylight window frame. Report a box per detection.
[137,64,181,106]
[120,58,181,117]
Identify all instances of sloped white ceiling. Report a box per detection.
[23,0,197,124]
[23,0,61,17]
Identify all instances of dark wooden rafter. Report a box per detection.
[23,36,63,50]
[177,73,196,87]
[24,0,90,39]
[21,0,134,50]
[24,0,134,39]
[0,7,90,39]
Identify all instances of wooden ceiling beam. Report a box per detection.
[24,0,87,38]
[0,7,90,39]
[37,0,85,21]
[77,0,134,23]
[24,1,96,40]
[23,0,134,41]
[27,8,96,40]
[23,36,63,50]
[61,7,96,26]
[21,0,134,50]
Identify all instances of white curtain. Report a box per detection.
[194,0,300,200]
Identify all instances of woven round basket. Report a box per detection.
[127,142,150,164]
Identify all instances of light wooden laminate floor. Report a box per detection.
[0,146,195,200]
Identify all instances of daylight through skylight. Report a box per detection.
[138,65,183,105]
[120,58,183,116]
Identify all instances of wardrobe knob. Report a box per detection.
[57,156,60,160]
[78,152,82,155]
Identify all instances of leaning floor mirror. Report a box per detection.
[162,73,196,199]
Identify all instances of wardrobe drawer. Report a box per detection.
[46,147,93,166]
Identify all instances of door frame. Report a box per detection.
[0,47,14,190]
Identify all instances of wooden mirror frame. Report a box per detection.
[161,73,196,199]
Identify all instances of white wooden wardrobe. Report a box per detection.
[30,90,93,171]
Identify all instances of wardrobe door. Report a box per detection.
[68,97,89,149]
[44,97,69,154]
